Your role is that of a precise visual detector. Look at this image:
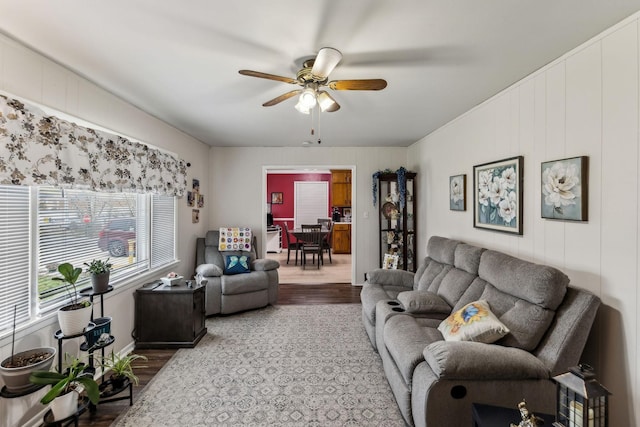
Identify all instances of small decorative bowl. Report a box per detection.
[161,276,183,286]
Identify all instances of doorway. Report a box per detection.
[262,166,355,285]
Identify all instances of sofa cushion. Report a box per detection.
[384,314,444,385]
[221,271,268,295]
[195,263,223,277]
[397,291,451,315]
[453,243,484,275]
[436,267,477,307]
[426,236,461,265]
[437,300,510,343]
[479,284,556,351]
[478,250,568,310]
[417,262,452,292]
[224,255,251,275]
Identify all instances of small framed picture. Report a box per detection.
[449,174,466,211]
[383,253,399,269]
[271,192,283,204]
[473,156,523,235]
[541,156,588,221]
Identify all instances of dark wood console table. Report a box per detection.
[134,281,206,348]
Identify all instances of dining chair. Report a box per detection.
[301,224,323,269]
[321,222,333,264]
[283,222,302,265]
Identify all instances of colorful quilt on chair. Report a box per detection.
[219,227,252,252]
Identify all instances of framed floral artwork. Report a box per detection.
[449,174,466,211]
[473,156,523,235]
[541,156,588,221]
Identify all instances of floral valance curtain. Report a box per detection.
[0,94,187,197]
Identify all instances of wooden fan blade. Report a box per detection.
[239,70,298,85]
[328,79,387,91]
[262,90,301,107]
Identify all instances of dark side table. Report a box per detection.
[134,281,207,348]
[472,403,555,427]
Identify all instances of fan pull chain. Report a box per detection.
[317,107,321,144]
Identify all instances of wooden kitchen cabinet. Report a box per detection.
[331,169,352,207]
[332,223,351,254]
[134,281,207,348]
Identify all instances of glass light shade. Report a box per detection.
[294,100,311,114]
[311,47,342,79]
[299,88,317,109]
[317,92,336,112]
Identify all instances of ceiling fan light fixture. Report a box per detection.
[294,100,312,114]
[311,47,342,80]
[317,91,336,112]
[299,87,317,109]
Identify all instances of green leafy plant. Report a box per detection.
[52,263,88,308]
[99,351,148,385]
[84,258,112,275]
[29,355,100,405]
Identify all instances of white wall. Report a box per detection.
[408,14,640,426]
[0,33,210,426]
[208,146,408,283]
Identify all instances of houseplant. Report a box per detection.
[99,351,147,388]
[84,258,112,293]
[0,305,57,392]
[29,355,100,420]
[52,263,92,336]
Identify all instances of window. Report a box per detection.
[0,185,177,334]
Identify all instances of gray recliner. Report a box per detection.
[195,230,280,315]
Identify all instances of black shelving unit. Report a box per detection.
[377,171,417,272]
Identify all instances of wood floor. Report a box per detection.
[76,283,361,426]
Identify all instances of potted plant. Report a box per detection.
[84,258,112,293]
[98,351,148,388]
[0,305,57,392]
[52,263,92,336]
[29,355,100,421]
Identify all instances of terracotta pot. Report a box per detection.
[91,271,110,293]
[0,347,56,392]
[57,302,92,336]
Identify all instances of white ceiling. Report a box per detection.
[1,1,639,148]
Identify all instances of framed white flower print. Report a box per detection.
[449,174,466,211]
[541,156,588,221]
[473,156,523,235]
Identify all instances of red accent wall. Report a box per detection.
[267,173,331,247]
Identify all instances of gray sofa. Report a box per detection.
[361,236,600,427]
[195,230,280,315]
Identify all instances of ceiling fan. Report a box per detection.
[239,47,387,114]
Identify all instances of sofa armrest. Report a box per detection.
[397,291,452,315]
[252,258,280,271]
[367,268,414,288]
[423,341,549,380]
[196,263,223,277]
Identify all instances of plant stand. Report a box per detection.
[98,377,133,406]
[53,324,96,373]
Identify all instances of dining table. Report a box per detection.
[289,227,330,242]
[289,227,330,268]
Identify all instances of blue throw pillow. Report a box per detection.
[224,255,250,275]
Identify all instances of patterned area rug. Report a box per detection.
[113,304,404,426]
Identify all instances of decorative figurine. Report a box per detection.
[510,400,544,427]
